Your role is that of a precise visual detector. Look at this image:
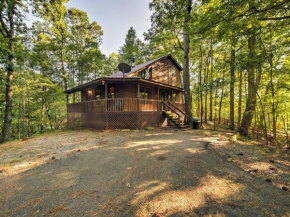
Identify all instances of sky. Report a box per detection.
[66,0,153,56]
[26,0,152,56]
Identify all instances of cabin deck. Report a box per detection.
[67,98,185,129]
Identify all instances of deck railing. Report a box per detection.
[67,98,168,113]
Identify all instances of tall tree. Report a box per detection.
[0,0,27,142]
[119,27,148,65]
[33,0,69,90]
[183,0,193,127]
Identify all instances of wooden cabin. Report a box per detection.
[65,54,187,129]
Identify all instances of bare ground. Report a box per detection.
[0,129,289,217]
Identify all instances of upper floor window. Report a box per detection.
[168,68,176,85]
[138,67,152,80]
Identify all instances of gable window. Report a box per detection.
[145,67,152,79]
[138,67,153,80]
[138,71,146,78]
[168,68,176,85]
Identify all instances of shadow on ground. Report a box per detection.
[1,130,289,217]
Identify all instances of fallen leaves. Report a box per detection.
[47,203,67,215]
[70,191,99,199]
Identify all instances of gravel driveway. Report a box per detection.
[1,130,289,217]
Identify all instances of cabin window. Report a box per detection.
[169,68,176,84]
[108,86,115,98]
[138,67,152,80]
[169,68,176,77]
[138,70,145,78]
[95,89,101,100]
[140,87,152,99]
[172,93,176,102]
[73,91,81,103]
[146,67,152,79]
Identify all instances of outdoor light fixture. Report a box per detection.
[102,80,105,85]
[87,89,92,96]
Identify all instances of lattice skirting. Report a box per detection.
[67,111,168,130]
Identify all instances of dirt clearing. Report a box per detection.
[0,129,289,217]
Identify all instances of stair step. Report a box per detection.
[180,125,188,128]
[167,114,177,118]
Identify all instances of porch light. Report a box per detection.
[102,79,105,85]
[87,89,92,96]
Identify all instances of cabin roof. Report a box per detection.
[65,54,183,94]
[65,77,184,94]
[110,54,182,77]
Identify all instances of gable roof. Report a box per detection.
[110,54,182,77]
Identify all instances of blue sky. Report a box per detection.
[27,0,152,56]
[67,0,152,56]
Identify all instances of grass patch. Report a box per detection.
[10,159,20,164]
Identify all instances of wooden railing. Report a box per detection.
[168,100,188,124]
[162,101,181,127]
[67,98,162,113]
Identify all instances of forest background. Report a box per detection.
[0,0,289,145]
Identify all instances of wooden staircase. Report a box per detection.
[162,101,188,129]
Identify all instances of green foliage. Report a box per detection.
[119,27,150,65]
[1,0,289,143]
[147,0,290,143]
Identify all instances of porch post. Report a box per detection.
[105,82,108,99]
[157,87,160,127]
[105,81,108,129]
[137,82,140,129]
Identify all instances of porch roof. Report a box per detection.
[65,77,184,94]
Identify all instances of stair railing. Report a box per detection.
[168,101,188,125]
[162,101,181,128]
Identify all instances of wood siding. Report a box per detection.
[128,57,182,88]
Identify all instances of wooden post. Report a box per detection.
[157,87,160,126]
[105,82,108,99]
[105,82,108,129]
[157,87,160,101]
[137,83,140,129]
[73,92,75,103]
[66,94,68,104]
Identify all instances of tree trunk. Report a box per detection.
[214,88,218,131]
[204,66,208,124]
[41,87,45,134]
[182,0,193,127]
[209,40,213,121]
[238,71,243,128]
[269,53,277,144]
[240,35,258,136]
[17,102,21,140]
[61,39,68,91]
[199,45,203,127]
[1,39,14,142]
[218,71,225,124]
[229,41,235,130]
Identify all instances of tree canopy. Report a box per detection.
[0,0,289,145]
